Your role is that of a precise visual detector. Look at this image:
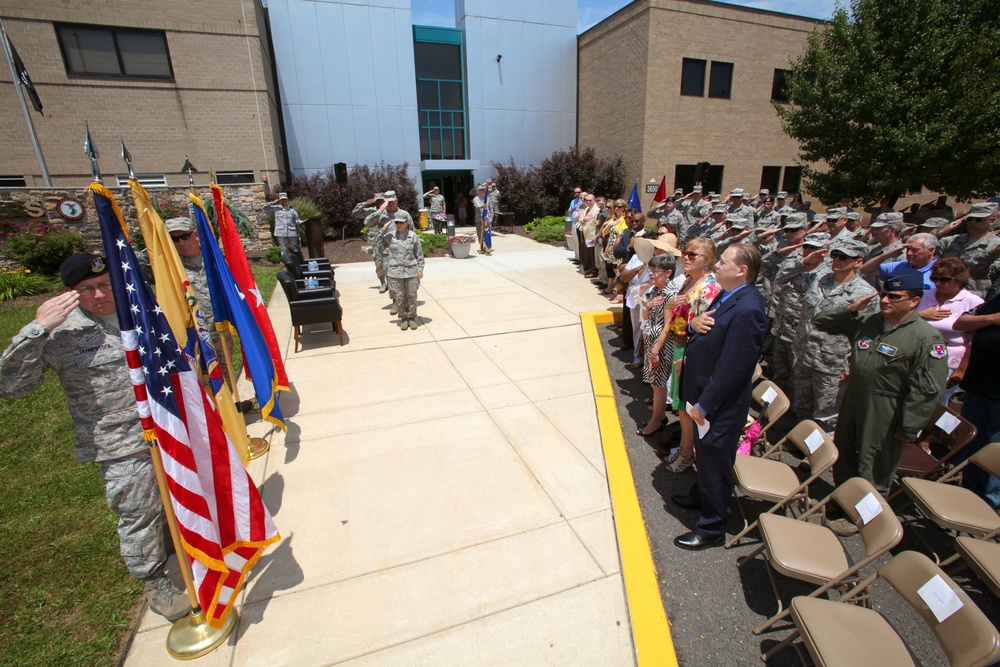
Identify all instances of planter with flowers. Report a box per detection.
[447,235,476,259]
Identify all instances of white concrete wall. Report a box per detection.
[268,0,422,185]
[457,0,577,185]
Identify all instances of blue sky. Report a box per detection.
[411,1,840,33]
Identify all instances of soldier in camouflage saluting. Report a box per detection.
[0,254,190,621]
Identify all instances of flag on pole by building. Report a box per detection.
[89,182,279,628]
[653,176,667,203]
[131,180,251,463]
[482,187,493,252]
[189,194,286,431]
[3,30,42,115]
[628,182,641,212]
[210,184,289,392]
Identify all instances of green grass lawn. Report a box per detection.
[0,265,282,665]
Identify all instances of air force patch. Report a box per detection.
[876,342,898,357]
[930,344,946,359]
[857,337,872,350]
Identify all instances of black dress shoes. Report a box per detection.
[671,494,702,510]
[674,531,725,550]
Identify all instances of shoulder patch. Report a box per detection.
[930,343,947,359]
[857,337,872,350]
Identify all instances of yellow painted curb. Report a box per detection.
[581,310,678,667]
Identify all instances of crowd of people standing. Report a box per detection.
[567,184,1000,545]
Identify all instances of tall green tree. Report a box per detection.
[777,0,1000,202]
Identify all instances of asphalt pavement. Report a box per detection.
[597,321,999,666]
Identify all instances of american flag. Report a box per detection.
[90,183,279,628]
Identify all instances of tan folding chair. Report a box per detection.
[750,380,790,453]
[752,362,763,383]
[725,420,838,548]
[763,550,1000,666]
[901,442,1000,562]
[739,477,903,634]
[947,536,1000,599]
[887,403,977,501]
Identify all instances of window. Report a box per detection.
[115,174,167,187]
[771,69,790,103]
[708,61,733,99]
[414,39,466,160]
[680,58,706,96]
[674,164,724,195]
[56,23,173,79]
[760,166,782,195]
[0,176,27,187]
[781,166,802,194]
[215,171,255,185]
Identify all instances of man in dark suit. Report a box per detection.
[673,244,769,549]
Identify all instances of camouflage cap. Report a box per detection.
[831,238,867,258]
[709,194,722,203]
[728,216,750,229]
[778,206,797,215]
[826,207,848,218]
[729,188,744,197]
[711,205,728,214]
[846,211,862,222]
[782,213,809,229]
[383,190,398,202]
[759,188,769,195]
[802,232,830,248]
[919,216,949,229]
[967,202,999,218]
[674,188,684,196]
[692,185,703,193]
[871,211,904,228]
[776,191,788,199]
[164,217,195,233]
[60,253,108,287]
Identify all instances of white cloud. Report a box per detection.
[411,0,455,27]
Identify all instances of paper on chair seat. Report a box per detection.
[855,492,883,525]
[761,386,778,404]
[805,428,825,454]
[935,411,960,434]
[918,574,963,622]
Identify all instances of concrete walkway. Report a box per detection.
[125,231,637,665]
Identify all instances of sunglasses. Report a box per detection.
[879,291,910,301]
[683,251,703,259]
[930,276,954,283]
[829,251,852,260]
[171,232,194,243]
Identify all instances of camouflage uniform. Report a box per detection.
[0,309,166,580]
[268,204,303,255]
[780,264,878,426]
[766,246,806,397]
[365,209,388,289]
[676,198,710,245]
[352,201,377,220]
[375,209,415,303]
[863,239,902,289]
[938,233,1000,298]
[382,226,425,322]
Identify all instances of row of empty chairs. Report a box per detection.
[732,363,1000,664]
[276,252,343,351]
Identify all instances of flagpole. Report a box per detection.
[0,20,50,186]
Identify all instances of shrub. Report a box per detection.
[416,232,448,254]
[287,162,419,238]
[0,267,55,301]
[526,216,566,244]
[263,246,283,264]
[493,146,624,220]
[2,221,89,276]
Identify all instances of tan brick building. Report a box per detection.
[578,0,821,209]
[0,0,284,188]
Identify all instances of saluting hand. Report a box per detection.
[801,247,828,269]
[848,293,878,312]
[36,291,80,331]
[778,242,804,256]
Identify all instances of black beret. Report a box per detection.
[60,253,108,287]
[883,269,924,292]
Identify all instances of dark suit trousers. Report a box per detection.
[688,421,743,538]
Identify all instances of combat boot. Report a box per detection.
[390,306,398,315]
[144,574,191,621]
[378,281,388,294]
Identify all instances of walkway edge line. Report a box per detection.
[582,310,678,667]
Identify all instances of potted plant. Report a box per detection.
[446,234,476,259]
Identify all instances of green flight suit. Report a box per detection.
[813,306,948,494]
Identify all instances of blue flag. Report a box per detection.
[482,188,492,252]
[628,182,641,212]
[189,194,286,431]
